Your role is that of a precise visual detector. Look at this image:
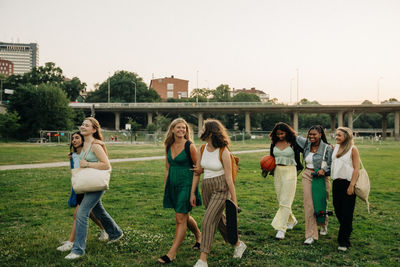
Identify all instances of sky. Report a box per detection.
[1,0,399,104]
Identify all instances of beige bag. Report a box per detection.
[71,167,111,194]
[71,145,111,194]
[355,160,370,213]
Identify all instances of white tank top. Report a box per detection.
[331,144,354,181]
[201,144,225,179]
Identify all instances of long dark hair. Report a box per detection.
[307,125,329,144]
[269,122,297,144]
[70,131,84,153]
[200,119,230,148]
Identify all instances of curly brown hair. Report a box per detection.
[200,119,230,148]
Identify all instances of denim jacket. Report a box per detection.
[296,136,332,175]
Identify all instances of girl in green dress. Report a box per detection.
[158,118,202,264]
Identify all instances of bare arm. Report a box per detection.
[190,148,202,207]
[347,147,360,195]
[80,144,110,170]
[222,149,238,207]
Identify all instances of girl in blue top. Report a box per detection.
[296,125,332,245]
[57,132,107,252]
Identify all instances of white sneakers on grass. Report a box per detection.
[65,252,84,260]
[304,237,314,245]
[275,230,285,240]
[107,233,124,244]
[233,241,247,258]
[320,225,328,236]
[338,246,348,251]
[287,220,298,230]
[99,229,109,242]
[194,259,208,267]
[57,241,73,252]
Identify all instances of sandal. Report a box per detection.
[158,255,173,264]
[192,242,201,250]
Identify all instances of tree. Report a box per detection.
[211,84,231,102]
[190,88,212,102]
[0,111,20,141]
[62,77,87,101]
[298,98,320,105]
[8,83,73,139]
[232,92,260,102]
[22,62,64,85]
[232,92,262,130]
[87,71,161,103]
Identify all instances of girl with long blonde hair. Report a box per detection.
[158,118,202,264]
[331,127,360,251]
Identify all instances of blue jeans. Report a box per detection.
[72,191,123,255]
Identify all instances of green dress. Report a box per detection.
[163,148,202,213]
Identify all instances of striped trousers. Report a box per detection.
[200,175,230,254]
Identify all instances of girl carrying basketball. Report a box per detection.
[268,122,303,240]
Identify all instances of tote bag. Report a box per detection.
[71,145,111,194]
[355,160,370,213]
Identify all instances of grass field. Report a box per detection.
[0,141,399,266]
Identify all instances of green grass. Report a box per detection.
[0,142,399,266]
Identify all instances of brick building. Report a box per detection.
[0,59,14,76]
[150,76,189,100]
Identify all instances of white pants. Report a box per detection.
[271,165,297,232]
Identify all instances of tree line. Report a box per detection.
[0,62,397,141]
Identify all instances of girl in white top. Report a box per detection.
[190,119,246,267]
[331,127,360,252]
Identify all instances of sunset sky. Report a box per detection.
[1,0,399,104]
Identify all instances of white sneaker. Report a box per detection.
[98,230,109,242]
[233,241,247,259]
[304,237,314,245]
[107,233,123,244]
[287,220,298,230]
[338,246,347,251]
[65,252,83,260]
[320,225,328,236]
[194,259,208,267]
[57,241,73,252]
[275,230,285,240]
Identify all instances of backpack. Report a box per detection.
[166,140,194,167]
[200,144,239,183]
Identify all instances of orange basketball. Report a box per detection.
[260,155,276,171]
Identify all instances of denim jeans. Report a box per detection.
[71,191,123,255]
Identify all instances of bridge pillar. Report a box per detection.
[330,114,336,132]
[381,113,388,141]
[395,111,399,141]
[347,112,353,130]
[114,112,120,130]
[245,112,251,133]
[198,112,203,137]
[337,111,344,127]
[292,112,299,133]
[147,112,153,125]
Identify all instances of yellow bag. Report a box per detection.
[355,160,370,213]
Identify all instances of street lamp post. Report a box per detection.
[132,81,137,104]
[107,75,110,103]
[290,78,294,104]
[296,68,299,104]
[377,77,383,104]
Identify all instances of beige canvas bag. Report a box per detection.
[355,160,370,213]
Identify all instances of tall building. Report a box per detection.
[150,75,189,100]
[0,59,14,76]
[0,42,39,75]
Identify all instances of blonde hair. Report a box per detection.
[164,118,193,149]
[84,117,108,155]
[336,127,354,158]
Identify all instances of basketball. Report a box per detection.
[260,155,276,171]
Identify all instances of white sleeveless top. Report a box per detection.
[201,144,225,179]
[331,144,354,181]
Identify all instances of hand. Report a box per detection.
[347,184,355,195]
[80,160,88,168]
[191,166,204,175]
[317,169,325,176]
[67,153,72,159]
[190,193,196,207]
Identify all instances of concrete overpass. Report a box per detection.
[69,102,400,140]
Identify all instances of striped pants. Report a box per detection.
[200,175,230,254]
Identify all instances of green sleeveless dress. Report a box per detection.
[163,148,202,213]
